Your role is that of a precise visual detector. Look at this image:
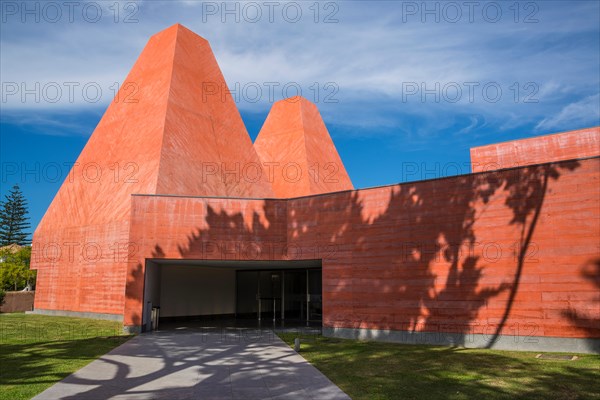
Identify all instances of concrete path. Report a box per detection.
[33,328,350,400]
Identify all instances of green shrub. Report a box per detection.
[0,246,34,291]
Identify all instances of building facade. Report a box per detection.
[31,24,600,353]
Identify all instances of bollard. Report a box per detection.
[294,337,301,352]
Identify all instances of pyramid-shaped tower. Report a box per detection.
[254,97,353,198]
[35,24,273,234]
[156,25,274,198]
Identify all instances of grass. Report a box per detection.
[278,333,600,400]
[1,314,597,400]
[0,313,131,400]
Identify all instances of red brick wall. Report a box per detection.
[470,127,599,172]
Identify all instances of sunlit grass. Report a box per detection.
[278,333,600,400]
[0,313,131,400]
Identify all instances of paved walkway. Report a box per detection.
[33,328,350,400]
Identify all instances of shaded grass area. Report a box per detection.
[0,313,131,400]
[278,333,600,400]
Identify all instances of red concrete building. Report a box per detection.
[31,24,600,353]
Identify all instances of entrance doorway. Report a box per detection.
[142,259,322,331]
[235,268,322,323]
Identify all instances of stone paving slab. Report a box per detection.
[33,329,350,400]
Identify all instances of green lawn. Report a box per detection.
[1,315,598,400]
[278,333,600,400]
[0,313,131,400]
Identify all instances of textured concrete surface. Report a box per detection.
[254,97,354,198]
[33,329,350,400]
[324,327,600,354]
[289,157,600,342]
[121,157,600,344]
[31,23,273,316]
[27,308,123,322]
[470,127,600,172]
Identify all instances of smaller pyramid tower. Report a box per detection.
[254,97,353,198]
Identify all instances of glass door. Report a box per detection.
[283,270,305,320]
[307,269,322,321]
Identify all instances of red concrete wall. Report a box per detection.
[32,222,130,316]
[287,157,600,340]
[119,157,600,339]
[123,196,289,325]
[470,127,599,172]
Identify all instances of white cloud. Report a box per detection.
[1,109,102,136]
[535,94,600,131]
[1,0,598,137]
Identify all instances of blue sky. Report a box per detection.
[1,0,599,234]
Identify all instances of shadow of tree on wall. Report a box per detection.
[484,162,580,346]
[360,171,509,346]
[562,257,600,352]
[113,158,597,400]
[302,161,580,346]
[146,159,584,348]
[177,200,287,260]
[125,245,166,328]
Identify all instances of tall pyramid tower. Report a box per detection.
[36,24,273,233]
[31,24,274,314]
[255,97,353,198]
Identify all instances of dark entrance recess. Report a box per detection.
[236,268,322,323]
[142,259,322,331]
